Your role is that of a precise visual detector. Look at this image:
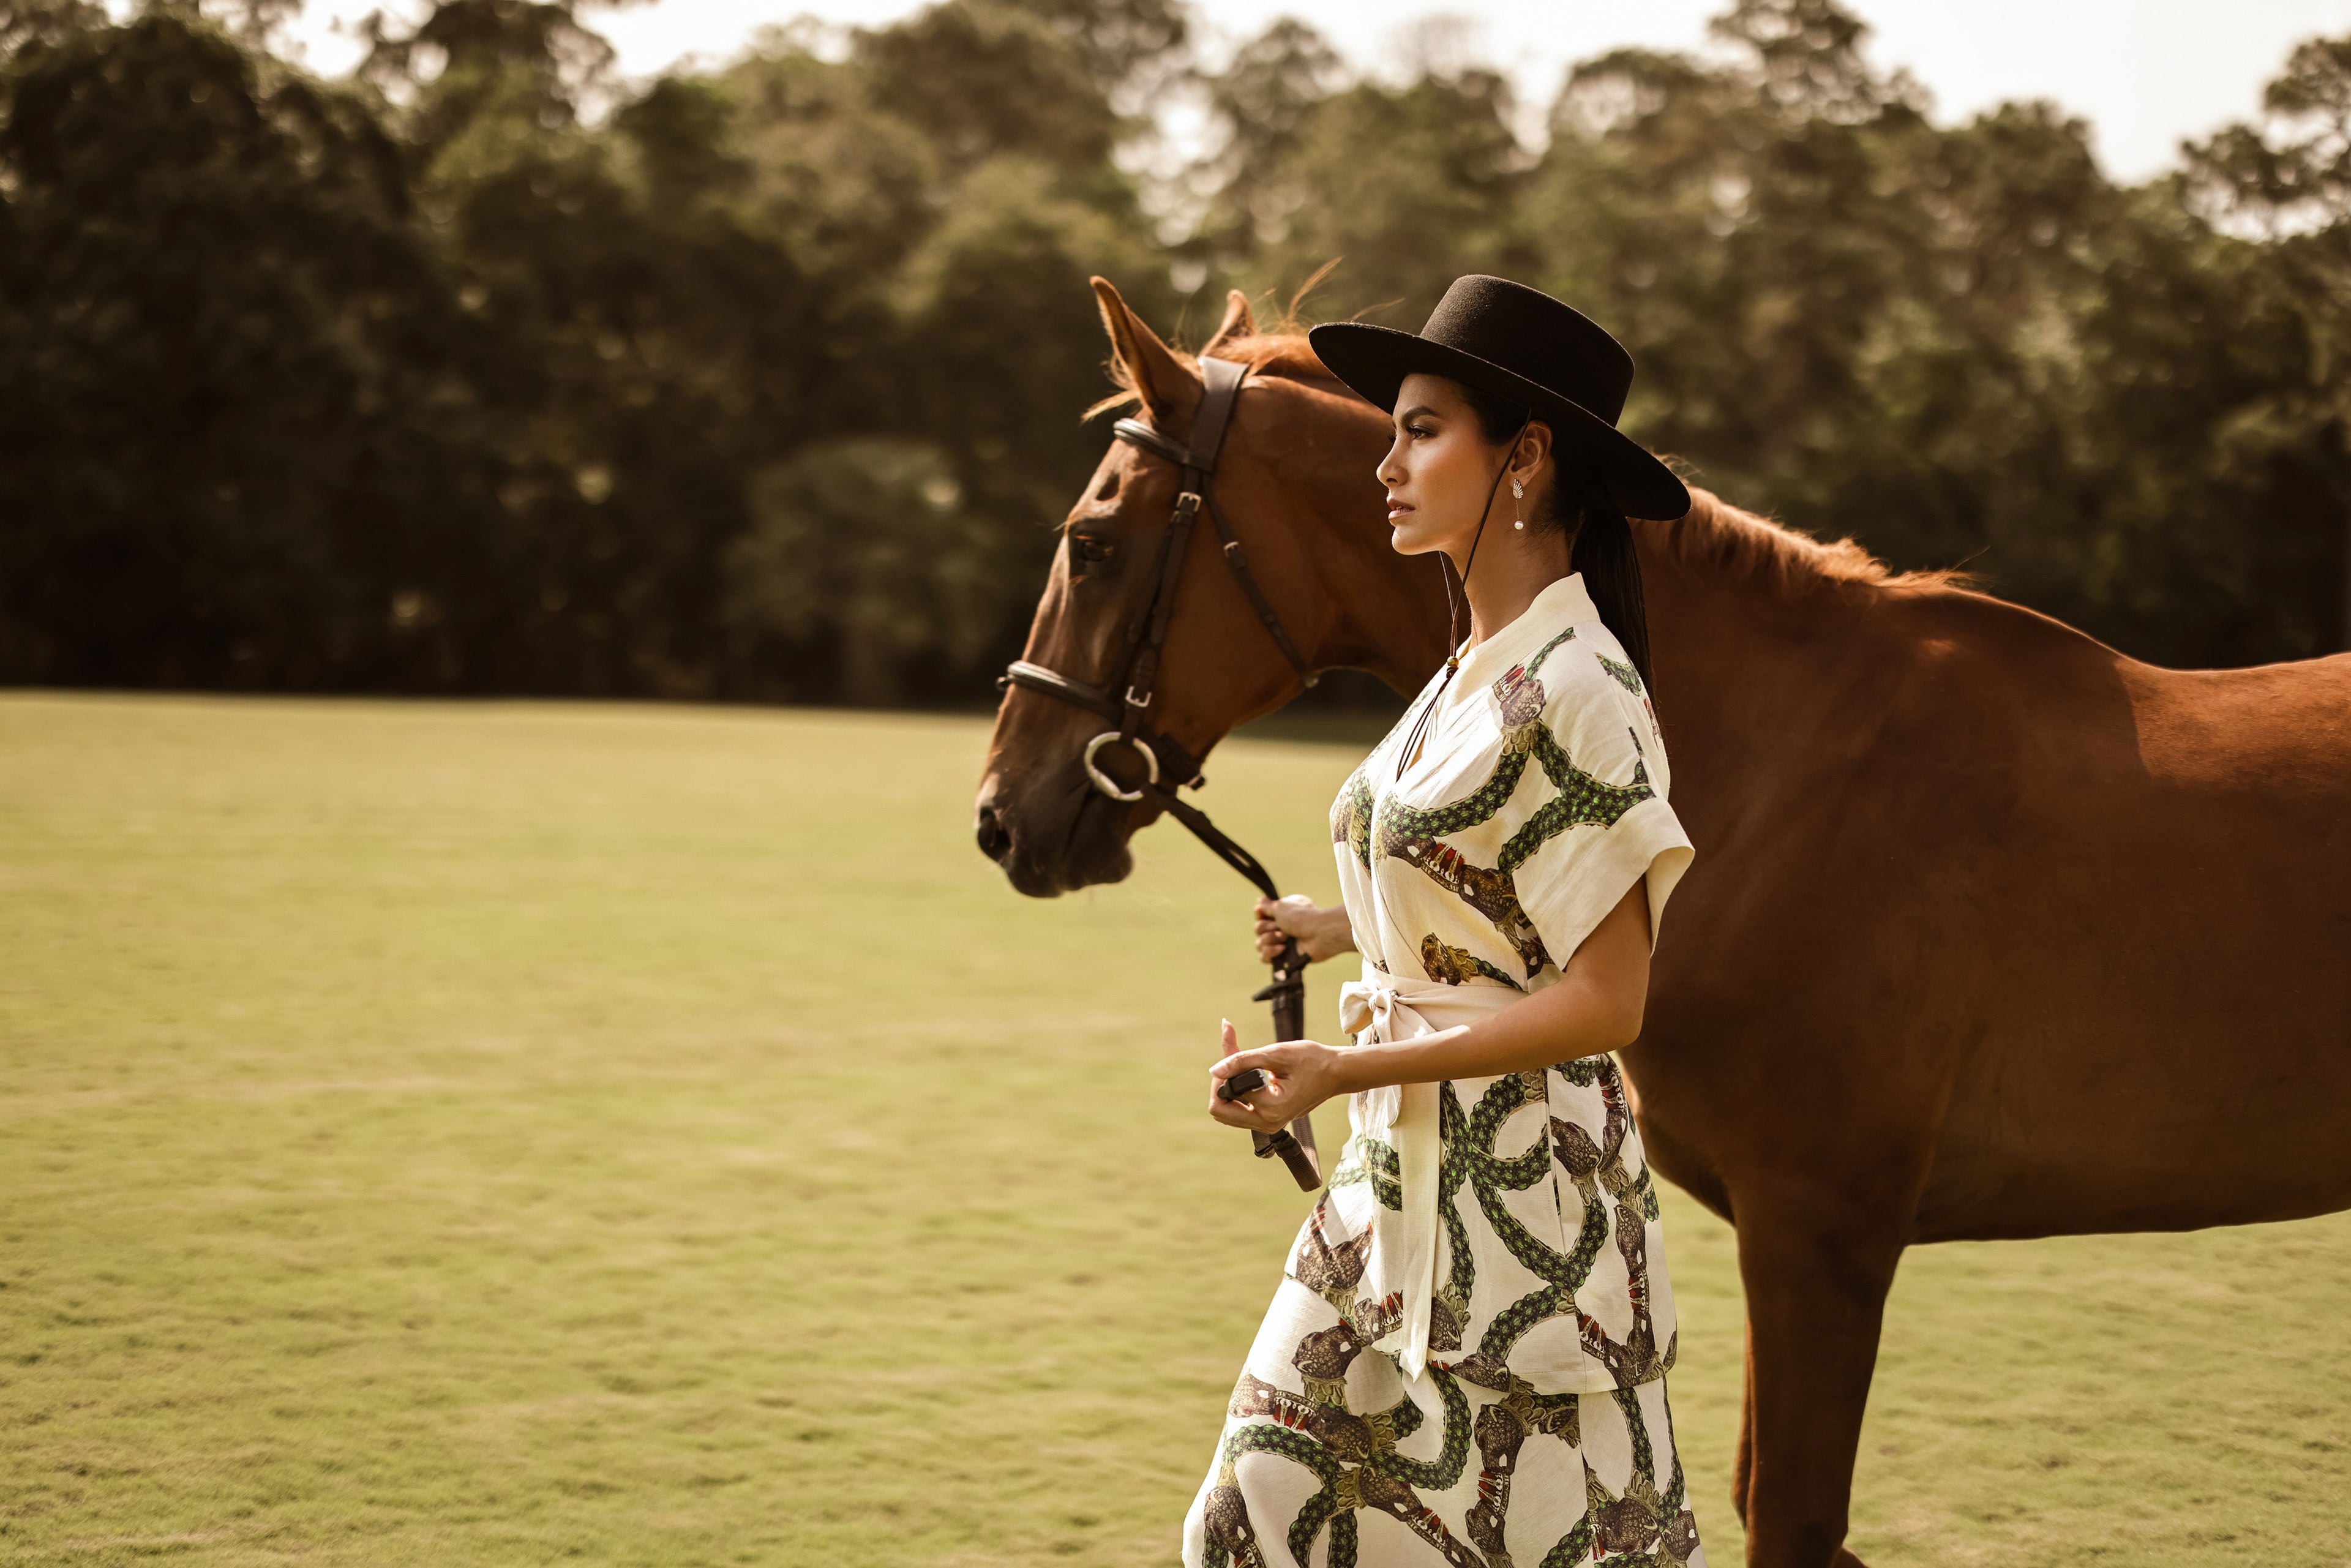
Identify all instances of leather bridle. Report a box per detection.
[1002,357,1314,803]
[996,355,1323,1189]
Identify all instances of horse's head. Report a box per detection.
[973,278,1446,896]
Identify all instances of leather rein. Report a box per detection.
[996,356,1323,1189]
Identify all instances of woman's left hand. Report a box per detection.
[1209,1018,1351,1134]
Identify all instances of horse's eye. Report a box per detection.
[1071,535,1116,566]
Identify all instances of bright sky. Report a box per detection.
[276,0,2351,181]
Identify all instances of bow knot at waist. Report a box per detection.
[1337,969,1522,1043]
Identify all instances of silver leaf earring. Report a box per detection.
[1511,476,1524,530]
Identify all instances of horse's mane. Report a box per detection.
[1660,489,1968,596]
[1095,327,1963,599]
[1084,329,1348,419]
[1212,332,1352,386]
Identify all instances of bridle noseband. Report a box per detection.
[995,354,1324,1189]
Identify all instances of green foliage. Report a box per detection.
[1245,69,1531,312]
[0,8,474,686]
[726,438,1012,706]
[1,0,2347,694]
[854,1,1120,179]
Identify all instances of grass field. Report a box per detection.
[2,694,2346,1567]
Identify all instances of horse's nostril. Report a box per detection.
[975,805,1011,863]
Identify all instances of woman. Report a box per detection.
[1183,277,1704,1568]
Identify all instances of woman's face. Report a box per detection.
[1377,372,1520,561]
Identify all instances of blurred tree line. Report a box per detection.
[1,0,2345,700]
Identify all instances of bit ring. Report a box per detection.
[1082,732,1160,801]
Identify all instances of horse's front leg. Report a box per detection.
[1731,1187,1909,1568]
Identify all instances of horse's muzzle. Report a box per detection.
[972,775,1135,897]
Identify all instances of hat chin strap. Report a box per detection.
[1396,411,1532,779]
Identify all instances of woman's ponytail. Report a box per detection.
[1573,489,1654,693]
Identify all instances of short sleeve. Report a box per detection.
[1508,653,1695,966]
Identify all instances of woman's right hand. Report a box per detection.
[1253,894,1355,965]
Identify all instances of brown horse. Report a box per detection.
[972,279,2351,1567]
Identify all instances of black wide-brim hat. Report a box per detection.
[1309,276,1690,521]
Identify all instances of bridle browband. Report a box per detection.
[995,354,1322,1189]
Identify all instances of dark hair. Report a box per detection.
[1458,381,1655,691]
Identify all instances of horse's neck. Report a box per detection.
[1635,514,2123,877]
[1639,534,1888,787]
[1291,404,1452,694]
[1326,528,1452,693]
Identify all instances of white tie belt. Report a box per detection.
[1334,967,1524,1380]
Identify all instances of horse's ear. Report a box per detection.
[1201,290,1256,358]
[1092,276,1199,429]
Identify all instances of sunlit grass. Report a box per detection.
[1,694,2343,1566]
